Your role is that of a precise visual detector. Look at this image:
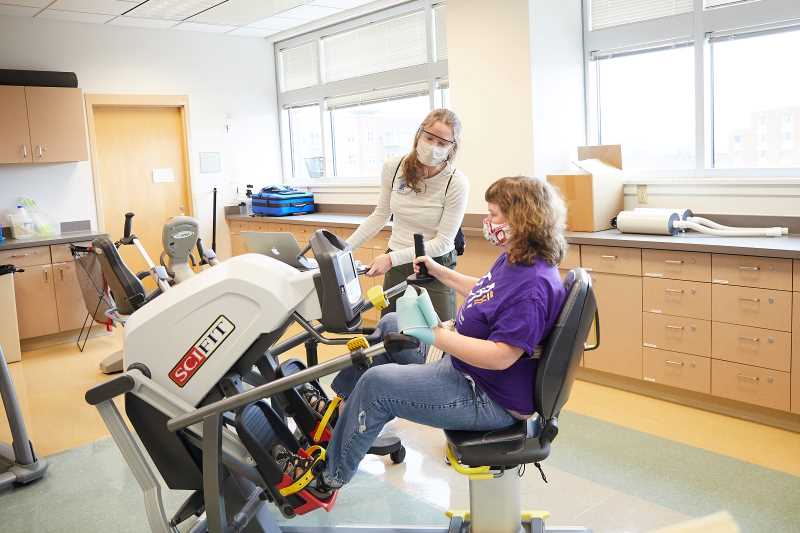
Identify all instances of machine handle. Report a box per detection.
[664,360,684,367]
[738,266,760,272]
[414,234,428,277]
[123,212,134,241]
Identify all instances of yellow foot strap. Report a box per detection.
[313,395,342,443]
[278,446,326,497]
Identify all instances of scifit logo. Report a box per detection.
[169,315,235,387]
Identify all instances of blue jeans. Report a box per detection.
[331,313,426,399]
[322,354,517,487]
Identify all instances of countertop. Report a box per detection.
[0,231,107,252]
[226,213,800,259]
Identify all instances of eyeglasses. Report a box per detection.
[419,129,455,148]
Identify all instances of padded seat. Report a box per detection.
[445,269,598,472]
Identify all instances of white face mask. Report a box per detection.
[416,140,451,166]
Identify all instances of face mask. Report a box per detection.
[483,217,511,247]
[416,140,451,166]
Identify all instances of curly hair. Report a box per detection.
[484,177,567,266]
[402,108,463,192]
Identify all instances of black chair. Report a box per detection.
[443,268,599,533]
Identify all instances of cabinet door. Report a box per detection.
[25,86,88,163]
[792,293,799,414]
[230,233,246,256]
[53,262,88,332]
[583,272,643,379]
[14,265,60,339]
[0,86,32,164]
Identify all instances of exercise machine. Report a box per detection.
[0,344,47,490]
[86,228,599,532]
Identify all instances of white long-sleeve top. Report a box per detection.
[346,156,469,266]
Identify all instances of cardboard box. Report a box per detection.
[547,144,624,232]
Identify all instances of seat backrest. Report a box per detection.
[534,268,597,422]
[91,236,148,315]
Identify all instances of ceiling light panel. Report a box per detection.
[108,16,179,28]
[125,0,226,21]
[37,9,114,22]
[247,15,302,30]
[0,4,39,16]
[189,0,307,26]
[277,3,339,20]
[49,0,136,16]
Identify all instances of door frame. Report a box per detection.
[84,94,194,232]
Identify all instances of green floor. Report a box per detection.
[1,411,799,532]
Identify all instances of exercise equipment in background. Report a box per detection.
[614,208,788,237]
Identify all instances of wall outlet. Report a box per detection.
[636,184,648,204]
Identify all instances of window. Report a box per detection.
[591,45,695,169]
[711,27,800,168]
[276,1,448,182]
[585,0,800,171]
[328,90,430,177]
[286,105,323,179]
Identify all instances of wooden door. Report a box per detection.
[14,265,60,339]
[0,86,32,164]
[93,105,191,283]
[582,272,643,379]
[53,262,87,332]
[25,87,88,163]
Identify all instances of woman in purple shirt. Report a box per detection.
[275,176,568,495]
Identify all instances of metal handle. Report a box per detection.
[43,269,48,283]
[739,297,760,303]
[59,268,64,281]
[664,288,684,294]
[738,336,760,343]
[600,255,617,260]
[665,325,685,331]
[737,373,759,383]
[10,253,30,258]
[35,145,43,158]
[21,145,28,159]
[664,259,684,265]
[664,360,684,367]
[738,266,760,272]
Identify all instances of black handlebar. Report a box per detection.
[407,233,433,285]
[123,212,133,240]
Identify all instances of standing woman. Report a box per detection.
[347,108,468,322]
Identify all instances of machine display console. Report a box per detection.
[309,229,364,332]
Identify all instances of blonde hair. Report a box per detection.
[401,108,463,192]
[484,177,567,266]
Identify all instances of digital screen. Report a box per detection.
[336,251,362,305]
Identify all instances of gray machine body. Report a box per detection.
[162,216,201,284]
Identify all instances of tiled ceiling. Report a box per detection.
[0,0,379,37]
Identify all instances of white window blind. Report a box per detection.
[322,10,427,82]
[704,0,761,9]
[590,0,693,30]
[279,42,318,92]
[434,3,447,60]
[326,83,429,110]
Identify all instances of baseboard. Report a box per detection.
[576,368,800,433]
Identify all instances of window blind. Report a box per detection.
[325,82,429,110]
[704,0,761,9]
[590,0,693,30]
[279,42,318,92]
[434,3,447,61]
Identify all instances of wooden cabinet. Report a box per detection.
[583,272,643,379]
[13,265,60,339]
[643,347,710,394]
[53,261,87,332]
[712,254,792,291]
[0,86,33,164]
[25,86,88,163]
[712,359,790,412]
[792,293,799,414]
[642,249,710,282]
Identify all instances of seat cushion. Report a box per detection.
[444,418,550,468]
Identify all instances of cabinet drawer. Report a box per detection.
[642,313,710,356]
[0,245,51,267]
[229,220,248,234]
[50,241,91,263]
[560,245,580,270]
[712,322,790,372]
[643,277,711,320]
[711,285,792,331]
[643,348,710,394]
[794,259,799,292]
[642,249,710,282]
[712,254,792,291]
[581,245,641,276]
[711,359,790,411]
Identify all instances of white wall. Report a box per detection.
[530,0,586,177]
[0,16,280,257]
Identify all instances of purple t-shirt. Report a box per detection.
[451,253,566,415]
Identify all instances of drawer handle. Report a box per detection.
[665,325,685,331]
[738,266,760,272]
[738,336,760,343]
[664,259,684,265]
[600,255,617,260]
[10,253,30,258]
[738,297,760,303]
[736,373,759,383]
[664,360,684,367]
[664,288,684,294]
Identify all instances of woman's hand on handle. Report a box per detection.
[413,256,447,280]
[367,253,393,277]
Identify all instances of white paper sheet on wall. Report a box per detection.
[152,168,175,183]
[199,152,222,173]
